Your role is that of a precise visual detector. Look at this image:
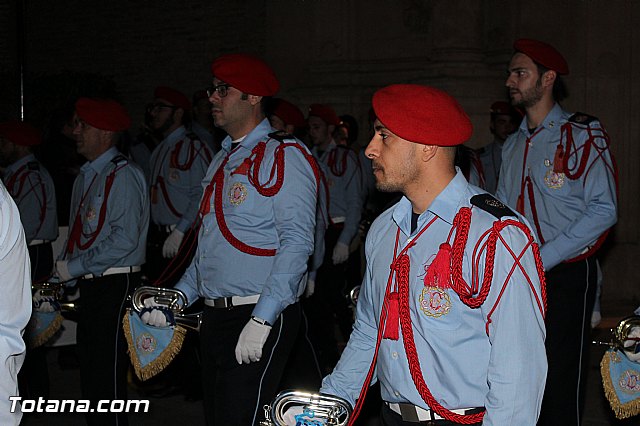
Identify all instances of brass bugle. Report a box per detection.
[32,282,79,312]
[131,286,202,332]
[260,390,352,426]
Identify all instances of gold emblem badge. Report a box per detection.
[229,182,248,206]
[419,286,452,318]
[544,169,565,189]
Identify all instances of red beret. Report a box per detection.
[372,84,472,146]
[513,38,569,75]
[308,104,341,126]
[154,86,191,111]
[271,99,305,128]
[0,120,41,146]
[75,98,131,132]
[211,53,279,96]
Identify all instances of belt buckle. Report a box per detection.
[225,297,234,309]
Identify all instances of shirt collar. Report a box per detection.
[518,103,565,136]
[165,125,187,145]
[221,118,272,153]
[82,146,119,175]
[392,168,468,235]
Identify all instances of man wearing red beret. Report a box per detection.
[143,53,319,425]
[146,86,213,286]
[0,120,58,282]
[312,84,547,425]
[496,39,618,425]
[54,97,149,425]
[306,103,364,373]
[475,101,520,194]
[0,120,58,402]
[268,98,306,136]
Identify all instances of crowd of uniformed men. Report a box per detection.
[0,37,618,426]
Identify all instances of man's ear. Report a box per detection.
[173,108,185,123]
[542,70,557,89]
[247,95,263,106]
[421,144,438,162]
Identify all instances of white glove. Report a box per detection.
[282,406,305,424]
[235,318,272,364]
[304,276,316,298]
[624,326,640,363]
[32,289,56,313]
[332,242,349,265]
[162,229,184,258]
[140,297,170,327]
[55,260,73,282]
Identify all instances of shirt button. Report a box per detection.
[392,352,398,359]
[394,391,400,397]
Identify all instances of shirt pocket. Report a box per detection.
[415,287,463,331]
[222,176,255,212]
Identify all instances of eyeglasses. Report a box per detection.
[206,84,231,98]
[148,103,178,112]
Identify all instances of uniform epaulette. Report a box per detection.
[111,154,129,166]
[470,193,515,219]
[569,112,598,125]
[27,161,40,171]
[268,130,294,142]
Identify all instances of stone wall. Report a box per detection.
[1,0,637,305]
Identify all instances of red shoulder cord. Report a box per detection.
[6,164,47,236]
[348,209,547,425]
[557,121,619,262]
[66,163,126,255]
[518,122,619,262]
[170,138,212,170]
[198,139,322,256]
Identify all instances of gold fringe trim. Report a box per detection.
[27,312,64,349]
[600,350,640,419]
[122,312,186,381]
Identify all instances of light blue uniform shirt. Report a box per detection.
[313,142,363,245]
[175,119,317,325]
[149,126,212,232]
[321,171,547,425]
[64,147,149,278]
[477,139,504,195]
[496,104,617,270]
[3,154,58,243]
[0,181,32,425]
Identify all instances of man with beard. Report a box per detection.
[54,98,148,425]
[146,86,213,286]
[312,84,547,425]
[496,39,617,426]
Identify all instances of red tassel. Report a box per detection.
[383,292,399,340]
[553,144,564,173]
[423,243,451,289]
